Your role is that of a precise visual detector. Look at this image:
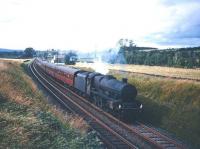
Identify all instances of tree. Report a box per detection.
[24,47,36,58]
[118,39,124,47]
[65,51,77,65]
[129,40,136,47]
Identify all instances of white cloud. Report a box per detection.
[0,0,199,51]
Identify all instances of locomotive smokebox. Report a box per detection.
[122,78,128,83]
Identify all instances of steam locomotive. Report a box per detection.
[35,58,143,120]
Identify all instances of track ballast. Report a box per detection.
[29,60,186,149]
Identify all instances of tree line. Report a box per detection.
[117,46,200,68]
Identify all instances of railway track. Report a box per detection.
[110,69,200,82]
[30,61,139,148]
[131,122,186,149]
[29,60,187,149]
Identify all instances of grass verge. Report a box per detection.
[110,71,200,149]
[75,64,200,148]
[0,60,102,148]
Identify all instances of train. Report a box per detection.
[35,58,143,120]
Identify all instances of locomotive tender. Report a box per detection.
[35,58,143,120]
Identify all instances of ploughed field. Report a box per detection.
[75,62,200,149]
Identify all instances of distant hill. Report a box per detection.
[0,48,23,53]
[0,48,24,58]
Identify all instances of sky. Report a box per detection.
[0,0,200,52]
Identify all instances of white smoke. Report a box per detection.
[91,58,109,75]
[76,46,126,75]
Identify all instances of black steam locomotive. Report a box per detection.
[36,58,143,120]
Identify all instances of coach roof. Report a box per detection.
[56,65,81,75]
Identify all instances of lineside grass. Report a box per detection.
[0,60,102,148]
[110,71,200,149]
[75,64,200,148]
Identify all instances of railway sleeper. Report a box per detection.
[33,61,184,149]
[166,147,179,149]
[148,135,159,139]
[156,140,168,144]
[151,137,164,141]
[140,132,153,136]
[112,144,131,149]
[163,145,177,148]
[162,143,176,147]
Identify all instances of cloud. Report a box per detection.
[142,0,200,47]
[159,0,199,6]
[0,0,200,50]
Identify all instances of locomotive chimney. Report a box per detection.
[122,78,128,83]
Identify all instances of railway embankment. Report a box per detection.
[76,64,200,148]
[110,70,200,149]
[0,59,102,148]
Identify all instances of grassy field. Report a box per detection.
[75,63,200,148]
[113,72,200,149]
[75,62,200,80]
[0,60,102,148]
[0,58,31,63]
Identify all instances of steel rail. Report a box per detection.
[30,61,138,149]
[31,60,187,149]
[37,65,186,149]
[109,69,200,82]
